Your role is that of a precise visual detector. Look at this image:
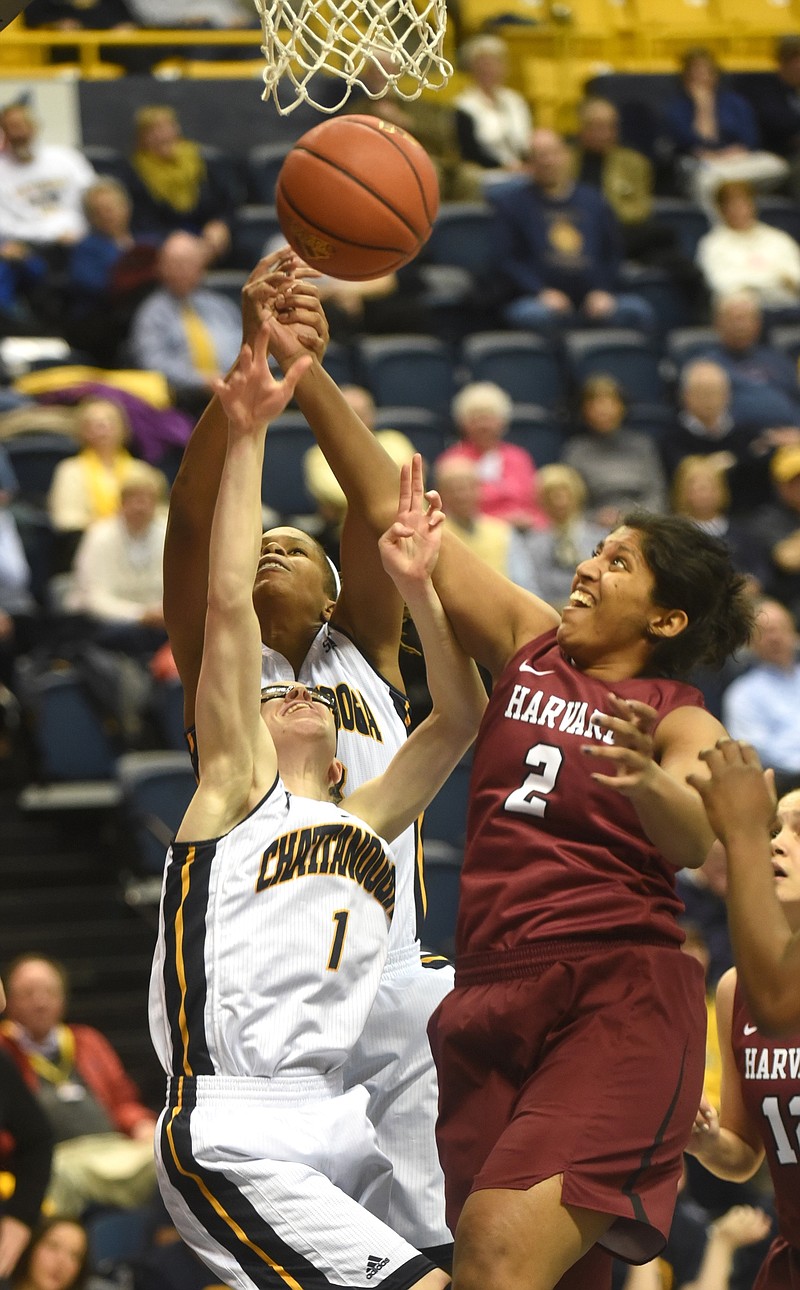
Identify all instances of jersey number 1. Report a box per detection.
[504,743,564,817]
[326,909,350,971]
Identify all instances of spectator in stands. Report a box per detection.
[676,842,733,991]
[350,49,479,201]
[453,35,533,189]
[699,290,800,427]
[0,1049,52,1283]
[433,456,512,574]
[670,453,754,582]
[303,385,416,559]
[745,443,800,623]
[662,358,778,511]
[23,0,133,28]
[662,47,788,209]
[722,597,800,794]
[65,459,168,659]
[0,954,157,1219]
[750,34,800,198]
[0,238,48,338]
[122,106,231,263]
[695,179,800,314]
[492,127,656,331]
[0,447,35,690]
[67,177,159,367]
[435,380,548,529]
[563,374,667,526]
[507,462,605,609]
[9,1216,89,1290]
[47,396,139,535]
[124,0,255,26]
[0,102,96,267]
[128,231,241,418]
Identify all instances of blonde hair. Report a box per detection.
[536,463,587,509]
[451,381,513,426]
[671,454,730,514]
[134,105,180,146]
[74,397,131,448]
[120,460,168,501]
[460,34,507,69]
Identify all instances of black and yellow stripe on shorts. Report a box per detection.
[162,841,214,1077]
[161,1078,434,1290]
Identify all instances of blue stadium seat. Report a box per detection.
[506,405,565,465]
[768,324,800,366]
[153,677,187,752]
[357,336,456,415]
[231,204,282,269]
[116,750,197,876]
[322,341,356,389]
[618,262,694,334]
[246,141,292,204]
[87,1206,153,1269]
[261,411,317,517]
[650,197,710,259]
[462,331,567,409]
[82,144,128,185]
[759,196,800,243]
[204,268,248,307]
[418,840,462,958]
[5,431,78,505]
[27,669,117,782]
[424,202,494,276]
[372,406,449,463]
[564,329,668,404]
[422,756,472,849]
[664,326,717,370]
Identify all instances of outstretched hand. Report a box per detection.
[212,323,311,435]
[686,738,777,846]
[239,247,328,369]
[581,694,660,796]
[379,455,444,591]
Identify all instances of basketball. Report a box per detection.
[275,115,440,281]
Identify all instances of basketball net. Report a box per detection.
[252,0,452,115]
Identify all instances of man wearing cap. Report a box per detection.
[746,443,800,620]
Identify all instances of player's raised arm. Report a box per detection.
[163,250,325,727]
[688,741,800,1033]
[178,329,311,841]
[271,284,558,681]
[348,456,487,843]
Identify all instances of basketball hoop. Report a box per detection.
[252,0,452,115]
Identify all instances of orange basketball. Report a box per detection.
[275,115,440,281]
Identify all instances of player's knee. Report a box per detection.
[450,1211,520,1290]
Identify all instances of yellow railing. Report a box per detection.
[0,20,265,76]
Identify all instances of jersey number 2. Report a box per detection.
[504,743,564,817]
[326,910,350,971]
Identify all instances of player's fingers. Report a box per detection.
[397,461,412,515]
[424,488,443,517]
[591,713,651,748]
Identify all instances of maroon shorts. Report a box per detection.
[428,939,706,1264]
[755,1238,800,1290]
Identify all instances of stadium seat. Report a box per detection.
[86,1206,153,1268]
[768,323,800,365]
[650,198,711,259]
[422,756,472,849]
[25,669,117,782]
[418,840,462,959]
[462,331,567,410]
[506,405,565,465]
[204,267,248,307]
[665,326,718,369]
[424,202,494,277]
[199,142,249,209]
[357,336,456,415]
[564,329,668,404]
[759,195,800,243]
[322,341,356,389]
[153,677,187,753]
[231,204,282,269]
[116,750,197,876]
[5,431,78,505]
[82,144,128,184]
[260,411,318,518]
[618,262,694,333]
[246,141,292,204]
[372,406,450,462]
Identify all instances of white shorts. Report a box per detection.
[155,1073,435,1290]
[343,944,455,1251]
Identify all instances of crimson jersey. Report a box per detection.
[457,629,705,957]
[731,983,800,1249]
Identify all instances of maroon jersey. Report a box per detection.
[457,629,705,958]
[732,983,800,1250]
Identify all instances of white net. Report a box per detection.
[252,0,452,115]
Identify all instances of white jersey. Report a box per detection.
[149,775,395,1081]
[0,144,95,243]
[261,623,421,955]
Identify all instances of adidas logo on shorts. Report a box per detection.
[366,1254,389,1279]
